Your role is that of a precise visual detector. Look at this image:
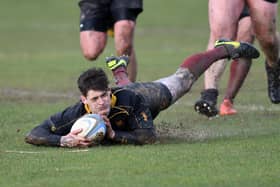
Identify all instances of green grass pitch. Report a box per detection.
[1,1,280,186]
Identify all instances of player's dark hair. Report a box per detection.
[77,67,109,96]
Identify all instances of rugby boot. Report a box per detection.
[194,89,219,117]
[106,55,131,86]
[215,39,260,59]
[265,60,280,104]
[219,99,237,116]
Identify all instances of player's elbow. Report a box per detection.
[24,130,49,146]
[25,132,42,145]
[135,128,157,145]
[25,132,37,145]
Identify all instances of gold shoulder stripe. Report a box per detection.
[111,94,117,107]
[84,104,91,113]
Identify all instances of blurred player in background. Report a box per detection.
[194,0,280,117]
[194,6,255,117]
[78,0,143,85]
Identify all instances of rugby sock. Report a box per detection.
[180,47,229,78]
[112,66,131,86]
[224,59,251,100]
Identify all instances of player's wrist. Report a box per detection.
[108,130,115,139]
[60,136,67,147]
[60,135,75,147]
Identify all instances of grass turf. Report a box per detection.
[1,1,280,186]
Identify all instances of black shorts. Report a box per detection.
[239,6,250,20]
[78,0,143,32]
[264,0,277,3]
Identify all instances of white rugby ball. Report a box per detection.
[71,114,106,143]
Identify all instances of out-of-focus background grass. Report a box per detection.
[1,1,280,186]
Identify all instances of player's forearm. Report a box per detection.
[110,128,157,145]
[25,127,61,146]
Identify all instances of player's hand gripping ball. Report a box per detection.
[71,114,107,143]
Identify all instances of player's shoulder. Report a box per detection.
[111,86,136,96]
[111,86,143,106]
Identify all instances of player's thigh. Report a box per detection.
[80,31,107,55]
[246,0,278,37]
[236,17,255,43]
[208,0,244,39]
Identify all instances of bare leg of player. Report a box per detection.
[194,0,244,117]
[220,16,255,115]
[114,20,138,83]
[80,31,107,61]
[247,0,280,103]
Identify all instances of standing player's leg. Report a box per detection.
[78,1,108,61]
[111,0,143,83]
[220,11,255,115]
[80,31,107,61]
[114,19,138,82]
[194,0,244,117]
[247,0,280,103]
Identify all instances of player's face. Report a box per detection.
[81,89,111,116]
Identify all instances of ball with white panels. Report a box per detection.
[71,114,107,143]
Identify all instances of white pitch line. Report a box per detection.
[3,149,89,154]
[4,150,43,154]
[65,149,89,153]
